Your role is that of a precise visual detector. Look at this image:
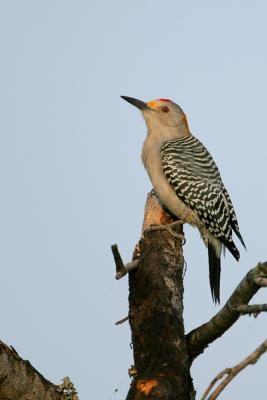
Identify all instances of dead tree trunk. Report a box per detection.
[111,193,267,399]
[126,193,195,400]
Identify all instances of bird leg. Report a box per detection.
[144,220,185,242]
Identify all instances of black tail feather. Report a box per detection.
[221,237,240,261]
[208,241,221,304]
[232,224,247,250]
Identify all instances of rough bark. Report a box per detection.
[126,193,195,400]
[0,341,77,400]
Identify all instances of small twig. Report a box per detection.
[233,304,267,316]
[202,339,267,399]
[200,369,229,400]
[253,276,267,287]
[111,244,139,279]
[200,339,267,400]
[124,260,139,274]
[111,244,127,278]
[115,316,129,325]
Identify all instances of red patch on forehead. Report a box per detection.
[158,98,171,102]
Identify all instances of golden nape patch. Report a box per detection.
[136,379,158,395]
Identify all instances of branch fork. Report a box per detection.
[111,244,139,279]
[201,339,267,400]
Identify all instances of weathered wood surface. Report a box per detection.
[126,193,195,400]
[0,341,66,400]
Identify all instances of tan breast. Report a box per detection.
[142,139,200,226]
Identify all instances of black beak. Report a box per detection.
[121,96,149,111]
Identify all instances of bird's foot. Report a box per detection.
[144,221,185,243]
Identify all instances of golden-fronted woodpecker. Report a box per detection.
[121,96,246,304]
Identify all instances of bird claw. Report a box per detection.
[144,221,185,244]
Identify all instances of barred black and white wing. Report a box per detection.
[160,135,245,303]
[221,184,246,249]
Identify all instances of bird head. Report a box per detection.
[121,96,190,138]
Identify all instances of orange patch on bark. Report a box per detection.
[136,379,158,395]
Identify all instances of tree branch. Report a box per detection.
[186,262,267,361]
[233,304,267,316]
[111,244,139,279]
[115,315,129,325]
[0,340,77,400]
[200,338,267,400]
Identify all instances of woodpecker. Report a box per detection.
[121,96,246,304]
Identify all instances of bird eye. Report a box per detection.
[161,106,169,112]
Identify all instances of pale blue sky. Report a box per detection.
[0,1,266,399]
